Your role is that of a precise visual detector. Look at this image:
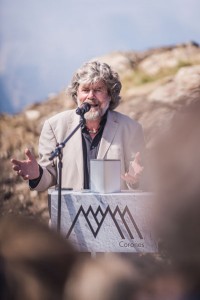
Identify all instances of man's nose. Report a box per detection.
[88,89,95,98]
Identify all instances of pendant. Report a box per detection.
[88,128,99,134]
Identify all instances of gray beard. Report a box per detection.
[84,103,109,121]
[84,110,101,121]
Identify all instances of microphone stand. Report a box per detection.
[49,114,86,232]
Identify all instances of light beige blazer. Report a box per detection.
[35,109,145,192]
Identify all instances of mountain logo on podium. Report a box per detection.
[65,205,143,240]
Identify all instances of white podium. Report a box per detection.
[48,189,158,253]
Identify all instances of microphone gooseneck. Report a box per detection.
[76,103,91,115]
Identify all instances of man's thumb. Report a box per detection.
[135,152,141,162]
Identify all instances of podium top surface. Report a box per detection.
[48,188,153,196]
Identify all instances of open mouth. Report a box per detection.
[90,104,98,108]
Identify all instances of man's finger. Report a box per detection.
[121,173,137,185]
[13,165,21,171]
[18,170,24,176]
[24,148,35,161]
[23,174,29,180]
[134,152,141,163]
[11,159,21,166]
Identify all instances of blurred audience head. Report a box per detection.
[151,99,200,196]
[150,100,200,298]
[64,252,190,300]
[64,254,138,300]
[0,215,77,300]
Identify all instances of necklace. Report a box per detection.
[86,127,100,134]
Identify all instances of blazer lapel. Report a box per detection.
[97,110,119,159]
[68,112,84,187]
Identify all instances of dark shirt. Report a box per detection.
[29,110,108,190]
[82,111,108,189]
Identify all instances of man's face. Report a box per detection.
[77,81,110,120]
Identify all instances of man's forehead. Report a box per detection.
[80,81,106,88]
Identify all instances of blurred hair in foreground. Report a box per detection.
[149,99,200,298]
[64,253,138,300]
[151,98,200,196]
[0,216,77,300]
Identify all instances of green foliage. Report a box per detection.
[122,60,193,90]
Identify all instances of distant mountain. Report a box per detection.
[0,77,13,113]
[0,64,65,114]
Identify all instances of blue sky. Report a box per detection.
[0,0,200,113]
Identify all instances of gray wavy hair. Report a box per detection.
[67,60,122,110]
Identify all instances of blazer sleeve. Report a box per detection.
[33,119,58,192]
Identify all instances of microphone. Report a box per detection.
[76,102,91,115]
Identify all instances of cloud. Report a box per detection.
[0,0,200,113]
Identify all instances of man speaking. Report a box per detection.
[11,60,145,191]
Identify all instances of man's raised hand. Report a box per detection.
[121,152,144,187]
[11,148,40,180]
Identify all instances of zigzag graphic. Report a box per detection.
[65,205,143,240]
